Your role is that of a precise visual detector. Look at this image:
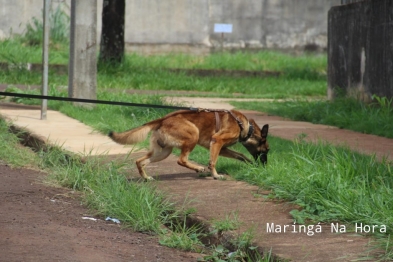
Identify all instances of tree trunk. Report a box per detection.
[99,0,125,64]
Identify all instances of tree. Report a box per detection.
[99,0,125,64]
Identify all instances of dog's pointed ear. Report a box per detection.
[261,124,269,138]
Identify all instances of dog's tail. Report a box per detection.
[108,122,158,145]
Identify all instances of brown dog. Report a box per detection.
[109,109,269,180]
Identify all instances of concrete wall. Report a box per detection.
[0,0,42,39]
[124,0,210,54]
[0,0,341,54]
[208,0,339,50]
[328,0,393,101]
[125,0,341,54]
[0,0,68,39]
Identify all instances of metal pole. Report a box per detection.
[68,0,75,98]
[41,0,51,120]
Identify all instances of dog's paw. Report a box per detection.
[195,167,206,173]
[145,176,155,181]
[213,174,225,180]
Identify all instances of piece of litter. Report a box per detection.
[105,216,120,224]
[82,216,98,221]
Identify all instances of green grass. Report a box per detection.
[0,119,39,167]
[160,217,205,252]
[211,211,241,233]
[98,60,325,99]
[232,95,393,138]
[0,37,326,99]
[0,61,325,100]
[0,38,326,72]
[200,228,274,262]
[186,136,393,259]
[192,137,393,228]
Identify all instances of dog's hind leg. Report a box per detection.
[135,152,154,180]
[136,144,173,181]
[177,146,206,173]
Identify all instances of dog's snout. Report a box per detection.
[260,153,267,165]
[254,153,267,165]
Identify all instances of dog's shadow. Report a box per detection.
[156,172,214,181]
[127,172,218,183]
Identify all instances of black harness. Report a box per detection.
[199,108,254,142]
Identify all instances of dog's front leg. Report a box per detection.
[208,138,225,179]
[219,148,252,164]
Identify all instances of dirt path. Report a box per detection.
[0,164,199,262]
[124,153,374,262]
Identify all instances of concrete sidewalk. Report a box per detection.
[0,103,134,156]
[0,101,383,261]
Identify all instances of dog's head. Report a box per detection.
[242,121,269,165]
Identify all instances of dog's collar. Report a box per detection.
[240,122,254,142]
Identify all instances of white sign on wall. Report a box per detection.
[214,23,233,33]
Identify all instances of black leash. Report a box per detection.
[0,91,199,111]
[0,91,256,141]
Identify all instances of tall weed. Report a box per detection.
[21,3,70,46]
[0,118,39,167]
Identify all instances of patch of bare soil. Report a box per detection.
[0,164,199,262]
